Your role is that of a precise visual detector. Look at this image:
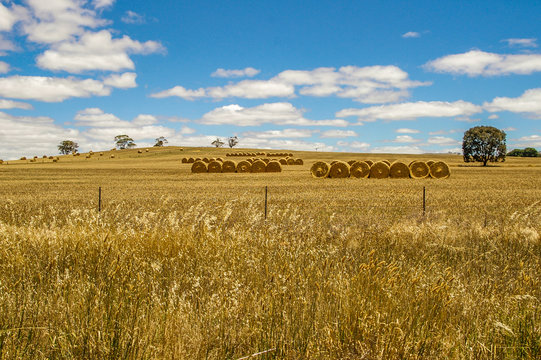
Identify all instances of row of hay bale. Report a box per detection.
[226,152,266,157]
[183,156,304,165]
[191,159,282,173]
[311,160,450,179]
[267,152,293,157]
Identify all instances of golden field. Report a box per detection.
[0,146,539,359]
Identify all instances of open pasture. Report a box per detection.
[0,146,539,359]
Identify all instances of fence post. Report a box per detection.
[422,186,426,217]
[98,186,102,212]
[264,186,268,220]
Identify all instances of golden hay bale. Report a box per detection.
[191,160,208,173]
[110,155,115,158]
[85,155,91,159]
[145,149,150,152]
[382,160,391,166]
[266,160,282,172]
[409,161,430,179]
[216,157,223,162]
[330,160,338,165]
[347,160,356,166]
[389,161,410,178]
[328,161,350,178]
[42,155,47,158]
[279,158,287,165]
[187,157,195,163]
[181,157,188,163]
[207,160,222,173]
[287,158,295,165]
[429,161,450,179]
[202,157,210,163]
[364,160,373,166]
[310,161,330,178]
[350,161,370,178]
[100,153,104,156]
[48,156,53,159]
[370,161,390,179]
[222,160,237,172]
[209,158,216,162]
[20,157,26,160]
[52,159,58,163]
[294,158,303,165]
[263,158,270,164]
[426,160,435,167]
[138,150,142,153]
[237,160,252,173]
[252,159,266,173]
[246,158,254,164]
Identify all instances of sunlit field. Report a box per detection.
[0,146,539,359]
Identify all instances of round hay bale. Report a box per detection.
[426,160,435,167]
[237,160,252,173]
[389,161,410,178]
[266,160,282,172]
[48,156,53,159]
[216,157,223,162]
[195,157,201,162]
[370,161,390,179]
[202,157,210,163]
[191,160,208,173]
[429,161,450,179]
[330,160,339,165]
[209,158,216,162]
[263,158,270,164]
[279,158,287,165]
[85,155,91,159]
[310,161,330,178]
[350,161,370,178]
[100,153,104,156]
[382,160,391,166]
[20,157,26,160]
[252,159,266,173]
[181,157,188,163]
[287,158,295,165]
[145,149,149,152]
[294,158,303,165]
[137,150,143,154]
[187,157,195,163]
[364,160,373,166]
[110,155,115,159]
[328,161,350,178]
[52,159,58,163]
[409,161,430,179]
[222,160,237,172]
[347,160,357,166]
[207,160,223,173]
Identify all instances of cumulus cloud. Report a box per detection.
[319,129,358,138]
[121,10,145,24]
[395,128,420,134]
[150,86,207,100]
[393,135,420,143]
[484,88,541,118]
[402,31,420,38]
[370,145,423,154]
[93,0,116,9]
[427,136,460,146]
[0,111,79,159]
[103,72,137,89]
[513,134,541,147]
[36,30,164,73]
[241,129,313,139]
[424,50,541,76]
[198,102,349,127]
[502,38,537,48]
[151,65,430,103]
[0,99,32,110]
[0,75,114,102]
[0,2,23,32]
[337,100,482,123]
[0,61,9,74]
[211,67,260,78]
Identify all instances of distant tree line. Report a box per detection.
[507,147,539,157]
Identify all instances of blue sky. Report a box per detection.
[0,0,541,159]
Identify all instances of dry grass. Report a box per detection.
[0,146,539,359]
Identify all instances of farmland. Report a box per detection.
[0,146,539,359]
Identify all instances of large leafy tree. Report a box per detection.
[58,140,78,155]
[114,135,136,149]
[462,126,506,166]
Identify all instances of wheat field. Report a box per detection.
[0,146,539,359]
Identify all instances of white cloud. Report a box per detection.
[36,30,164,73]
[121,10,145,24]
[152,65,430,104]
[241,129,313,139]
[370,145,423,154]
[0,3,20,31]
[502,38,537,48]
[150,86,206,100]
[211,67,260,78]
[0,111,79,160]
[179,126,196,135]
[502,127,516,131]
[0,99,32,110]
[337,100,482,123]
[393,135,420,143]
[93,0,116,9]
[198,102,349,127]
[402,31,420,38]
[488,114,499,119]
[103,72,137,88]
[319,129,358,138]
[0,75,112,102]
[513,134,541,147]
[395,128,420,134]
[427,136,460,146]
[348,141,370,150]
[484,88,541,118]
[0,61,9,74]
[424,50,541,76]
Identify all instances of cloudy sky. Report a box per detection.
[0,0,540,159]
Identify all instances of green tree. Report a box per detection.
[114,135,136,149]
[462,126,506,166]
[211,138,224,147]
[58,140,79,155]
[154,136,168,147]
[507,149,524,157]
[522,147,539,157]
[227,136,239,148]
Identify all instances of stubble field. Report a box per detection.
[0,146,539,359]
